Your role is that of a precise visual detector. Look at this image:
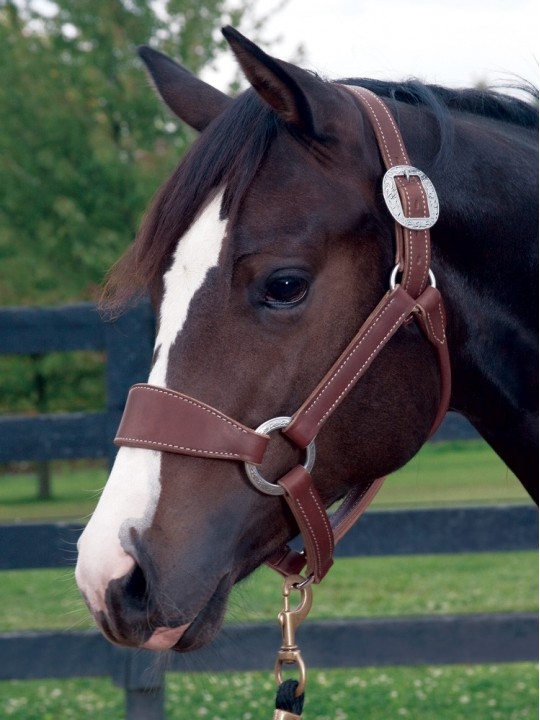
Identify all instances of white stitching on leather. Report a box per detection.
[351,87,432,298]
[316,307,412,426]
[425,301,446,345]
[134,385,250,435]
[350,88,408,165]
[292,495,322,573]
[115,436,241,458]
[308,485,334,550]
[398,178,429,294]
[303,297,398,417]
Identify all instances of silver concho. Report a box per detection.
[382,165,439,230]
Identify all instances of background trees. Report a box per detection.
[0,0,273,305]
[0,0,281,421]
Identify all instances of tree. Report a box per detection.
[0,0,286,495]
[0,0,274,306]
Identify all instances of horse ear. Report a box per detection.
[222,26,316,135]
[138,46,233,132]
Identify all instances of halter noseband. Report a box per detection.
[114,86,451,584]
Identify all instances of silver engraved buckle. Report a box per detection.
[382,165,440,230]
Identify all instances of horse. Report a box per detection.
[75,27,538,655]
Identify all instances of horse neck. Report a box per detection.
[427,116,538,496]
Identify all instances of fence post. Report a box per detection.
[104,301,155,467]
[112,648,166,720]
[125,687,166,720]
[31,353,52,499]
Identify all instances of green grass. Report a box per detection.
[1,664,537,719]
[0,462,106,522]
[373,440,528,507]
[1,552,537,632]
[0,440,530,523]
[232,552,538,623]
[0,441,536,718]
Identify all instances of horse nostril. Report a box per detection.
[123,563,148,608]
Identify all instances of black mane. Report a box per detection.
[342,78,539,128]
[341,77,538,171]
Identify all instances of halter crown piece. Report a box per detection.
[115,85,451,585]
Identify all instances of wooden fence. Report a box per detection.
[0,302,154,466]
[0,303,537,720]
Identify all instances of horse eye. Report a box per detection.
[264,275,309,307]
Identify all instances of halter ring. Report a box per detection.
[389,264,436,291]
[244,416,316,496]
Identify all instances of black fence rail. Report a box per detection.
[0,507,537,720]
[0,302,154,465]
[0,301,475,466]
[1,505,537,571]
[0,303,537,720]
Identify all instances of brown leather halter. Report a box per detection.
[114,86,451,585]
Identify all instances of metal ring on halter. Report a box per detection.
[244,416,316,496]
[293,573,315,589]
[389,264,436,290]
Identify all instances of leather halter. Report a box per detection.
[114,86,451,584]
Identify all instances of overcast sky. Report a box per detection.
[205,0,538,91]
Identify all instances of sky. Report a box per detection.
[205,0,538,91]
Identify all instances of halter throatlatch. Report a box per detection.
[115,86,451,586]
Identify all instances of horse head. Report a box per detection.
[75,28,444,652]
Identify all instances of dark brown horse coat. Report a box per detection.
[76,28,538,653]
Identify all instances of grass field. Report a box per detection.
[1,552,536,717]
[1,551,537,632]
[0,440,537,718]
[2,664,538,720]
[0,440,530,522]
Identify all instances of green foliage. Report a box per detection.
[0,351,105,414]
[0,0,283,418]
[0,0,262,306]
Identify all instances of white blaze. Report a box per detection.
[150,191,227,387]
[76,192,227,618]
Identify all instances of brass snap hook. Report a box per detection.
[274,574,313,697]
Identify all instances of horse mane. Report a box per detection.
[342,77,538,172]
[102,76,538,310]
[343,78,539,128]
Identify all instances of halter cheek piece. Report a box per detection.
[115,86,451,584]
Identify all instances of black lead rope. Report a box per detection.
[275,679,305,716]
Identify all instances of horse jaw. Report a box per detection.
[75,192,227,648]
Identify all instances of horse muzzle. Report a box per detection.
[76,517,233,652]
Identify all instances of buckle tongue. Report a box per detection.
[382,165,440,230]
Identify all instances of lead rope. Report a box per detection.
[274,681,305,720]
